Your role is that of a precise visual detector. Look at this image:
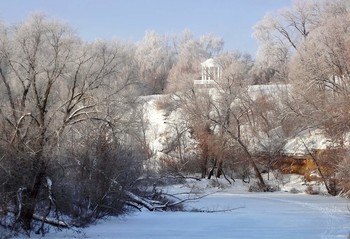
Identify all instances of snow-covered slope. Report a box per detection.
[140,94,197,169]
[140,95,169,153]
[283,128,335,156]
[140,85,338,168]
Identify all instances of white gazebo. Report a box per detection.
[194,58,221,86]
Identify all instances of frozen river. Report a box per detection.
[107,192,350,239]
[28,190,350,239]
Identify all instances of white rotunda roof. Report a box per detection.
[201,58,220,68]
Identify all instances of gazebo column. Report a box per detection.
[197,58,222,85]
[202,67,204,82]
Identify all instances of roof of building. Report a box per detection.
[201,58,220,68]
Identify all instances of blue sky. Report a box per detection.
[0,0,292,56]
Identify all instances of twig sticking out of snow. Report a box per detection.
[190,206,245,213]
[15,187,26,221]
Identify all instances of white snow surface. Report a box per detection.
[283,128,335,156]
[18,176,350,239]
[140,95,168,153]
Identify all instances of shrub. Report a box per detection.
[289,188,300,194]
[51,136,144,226]
[305,185,320,195]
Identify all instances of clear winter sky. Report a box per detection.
[0,0,292,56]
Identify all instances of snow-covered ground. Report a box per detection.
[18,177,350,239]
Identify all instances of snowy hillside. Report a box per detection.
[140,95,170,153]
[283,128,335,156]
[140,86,335,168]
[140,94,197,169]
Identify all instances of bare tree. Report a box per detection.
[0,14,141,232]
[277,0,350,196]
[166,30,224,93]
[253,0,321,82]
[176,89,214,178]
[135,31,175,94]
[176,51,276,189]
[285,0,350,136]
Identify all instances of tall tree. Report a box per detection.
[276,0,350,195]
[253,0,321,82]
[0,14,140,231]
[135,31,174,94]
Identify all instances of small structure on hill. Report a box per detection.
[194,58,221,86]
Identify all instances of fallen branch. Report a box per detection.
[191,206,245,213]
[125,188,219,212]
[124,190,156,211]
[152,191,219,210]
[32,214,69,228]
[7,207,69,229]
[167,174,202,181]
[125,201,143,211]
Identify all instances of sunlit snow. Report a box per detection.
[22,177,350,239]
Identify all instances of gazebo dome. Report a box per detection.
[201,58,220,68]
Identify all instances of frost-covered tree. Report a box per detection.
[136,31,175,94]
[288,0,350,139]
[270,0,350,196]
[0,14,142,232]
[166,30,224,92]
[253,0,321,82]
[178,51,276,189]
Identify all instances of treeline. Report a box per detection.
[0,0,349,236]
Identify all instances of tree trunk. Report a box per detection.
[216,160,223,178]
[250,156,268,191]
[212,122,268,191]
[200,157,208,178]
[234,138,266,188]
[18,159,46,230]
[237,138,267,191]
[301,139,336,196]
[208,159,217,179]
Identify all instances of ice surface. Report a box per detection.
[22,178,350,239]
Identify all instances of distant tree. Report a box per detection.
[176,89,213,178]
[208,88,268,190]
[178,51,278,190]
[135,31,175,94]
[166,30,224,92]
[253,0,321,82]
